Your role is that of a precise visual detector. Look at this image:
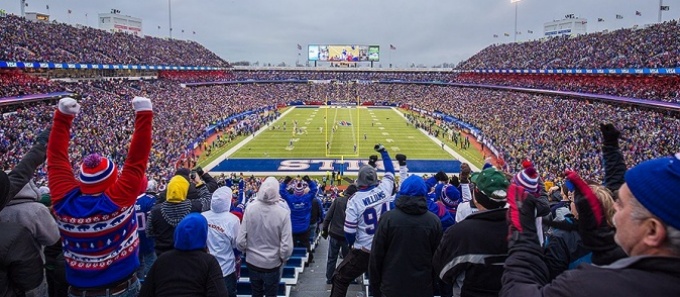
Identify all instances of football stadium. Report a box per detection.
[1,1,680,297]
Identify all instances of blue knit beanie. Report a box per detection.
[624,153,680,230]
[174,213,208,251]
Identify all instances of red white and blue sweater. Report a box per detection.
[48,109,152,288]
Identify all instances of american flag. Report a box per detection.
[297,44,302,50]
[389,44,396,50]
[635,10,641,16]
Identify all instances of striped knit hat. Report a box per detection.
[514,165,539,195]
[79,154,117,194]
[293,181,307,196]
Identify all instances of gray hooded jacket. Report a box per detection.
[0,180,60,248]
[236,177,293,270]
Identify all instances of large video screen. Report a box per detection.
[308,45,379,62]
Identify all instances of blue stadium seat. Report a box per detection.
[292,247,307,257]
[237,281,289,297]
[239,266,299,285]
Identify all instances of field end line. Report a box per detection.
[391,108,481,172]
[203,106,298,172]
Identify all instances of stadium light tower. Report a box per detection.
[168,0,172,39]
[511,0,521,42]
[20,0,26,17]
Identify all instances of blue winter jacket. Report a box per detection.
[280,181,318,234]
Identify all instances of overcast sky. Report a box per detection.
[2,0,679,67]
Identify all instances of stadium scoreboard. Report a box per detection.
[308,45,380,62]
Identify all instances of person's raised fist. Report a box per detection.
[395,154,407,166]
[132,96,153,112]
[58,97,81,115]
[374,144,386,153]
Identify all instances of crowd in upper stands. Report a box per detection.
[0,14,229,67]
[455,73,680,103]
[458,19,680,69]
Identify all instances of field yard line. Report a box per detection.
[203,107,298,172]
[347,107,357,146]
[391,108,481,172]
[327,106,339,151]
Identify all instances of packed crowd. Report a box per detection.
[389,84,680,180]
[222,70,680,104]
[456,73,680,103]
[158,70,234,82]
[0,70,63,98]
[230,70,456,82]
[0,80,282,180]
[458,19,680,69]
[0,14,229,67]
[3,80,679,184]
[5,67,680,106]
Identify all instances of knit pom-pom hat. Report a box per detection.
[514,166,539,195]
[79,154,117,194]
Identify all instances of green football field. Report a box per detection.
[230,107,453,159]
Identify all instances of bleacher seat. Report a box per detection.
[236,281,290,297]
[240,266,299,285]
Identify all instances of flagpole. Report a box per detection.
[389,48,392,68]
[659,0,663,22]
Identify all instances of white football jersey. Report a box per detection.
[344,173,395,250]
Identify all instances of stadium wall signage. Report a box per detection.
[0,60,223,71]
[475,67,680,75]
[211,159,462,174]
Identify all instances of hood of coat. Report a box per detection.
[173,213,208,251]
[257,177,281,204]
[8,180,41,205]
[211,186,233,213]
[395,175,429,215]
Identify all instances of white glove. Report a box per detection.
[132,96,153,112]
[58,97,81,115]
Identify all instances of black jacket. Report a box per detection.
[369,195,442,297]
[433,208,508,297]
[147,185,212,255]
[502,254,680,296]
[585,143,626,265]
[322,195,348,240]
[0,223,44,297]
[310,197,323,225]
[139,249,227,297]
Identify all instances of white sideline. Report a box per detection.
[203,106,298,172]
[391,108,481,172]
